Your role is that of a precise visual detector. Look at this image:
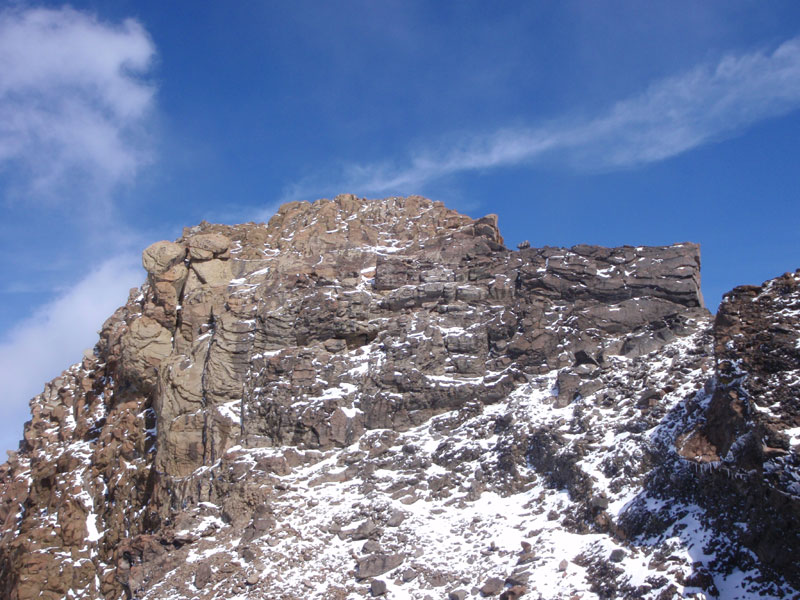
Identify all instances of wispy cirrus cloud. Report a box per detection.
[284,36,800,199]
[0,5,156,205]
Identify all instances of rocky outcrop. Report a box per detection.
[669,270,800,586]
[0,195,796,600]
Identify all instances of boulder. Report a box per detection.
[356,553,404,579]
[480,576,504,596]
[194,563,212,589]
[370,579,387,596]
[142,241,186,276]
[186,233,231,260]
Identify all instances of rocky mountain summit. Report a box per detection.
[0,194,798,600]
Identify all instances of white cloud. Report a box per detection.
[0,255,144,454]
[0,6,156,203]
[0,7,157,453]
[285,36,800,198]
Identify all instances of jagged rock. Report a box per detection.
[609,549,626,562]
[239,505,276,545]
[0,196,797,600]
[480,576,504,596]
[684,568,718,596]
[370,579,388,596]
[120,316,174,391]
[191,258,233,286]
[352,518,379,540]
[356,553,405,579]
[362,540,382,554]
[386,508,405,527]
[555,371,581,407]
[668,269,800,580]
[194,563,212,589]
[506,568,530,586]
[499,586,527,600]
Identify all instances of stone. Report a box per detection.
[370,579,387,596]
[555,371,581,408]
[684,568,718,596]
[362,540,382,554]
[609,549,626,563]
[191,258,233,285]
[480,576,504,596]
[142,241,186,276]
[590,494,609,510]
[119,316,173,392]
[356,553,404,579]
[194,563,212,589]
[186,233,231,260]
[506,568,530,586]
[448,590,468,600]
[386,509,405,527]
[240,505,276,544]
[499,586,527,600]
[353,518,379,540]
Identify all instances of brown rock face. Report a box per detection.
[710,272,800,455]
[673,270,800,583]
[0,195,795,599]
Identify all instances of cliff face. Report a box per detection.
[0,195,797,600]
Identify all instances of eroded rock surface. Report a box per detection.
[0,195,796,600]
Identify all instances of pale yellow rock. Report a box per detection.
[157,411,205,477]
[191,232,230,254]
[205,312,255,400]
[152,263,188,308]
[156,353,204,423]
[191,259,233,286]
[187,232,230,261]
[175,286,224,352]
[188,246,214,260]
[119,316,173,391]
[142,241,186,275]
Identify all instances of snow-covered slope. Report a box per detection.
[0,195,797,600]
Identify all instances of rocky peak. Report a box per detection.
[181,193,503,259]
[0,196,797,600]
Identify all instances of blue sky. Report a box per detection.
[0,1,799,452]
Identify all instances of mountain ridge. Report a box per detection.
[0,195,797,600]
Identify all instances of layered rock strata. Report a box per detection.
[0,195,796,600]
